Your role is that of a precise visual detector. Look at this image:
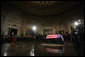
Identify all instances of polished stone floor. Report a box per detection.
[1,40,84,56]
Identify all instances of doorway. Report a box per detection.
[9,28,18,36]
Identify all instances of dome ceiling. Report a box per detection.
[11,1,81,16]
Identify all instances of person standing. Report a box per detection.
[43,33,47,40]
[65,32,70,42]
[11,32,16,48]
[72,28,80,47]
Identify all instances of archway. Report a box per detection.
[9,25,18,37]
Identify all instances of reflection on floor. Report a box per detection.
[1,40,84,56]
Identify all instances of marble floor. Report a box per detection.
[1,40,84,56]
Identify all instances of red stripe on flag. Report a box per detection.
[46,35,58,39]
[46,38,58,39]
